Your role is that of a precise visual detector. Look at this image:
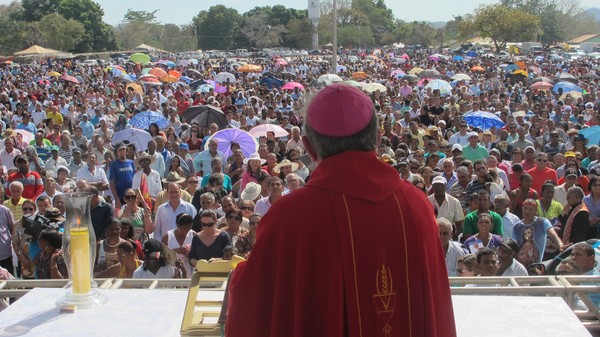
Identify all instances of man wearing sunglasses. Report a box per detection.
[527,152,558,194]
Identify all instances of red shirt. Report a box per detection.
[527,166,558,194]
[7,171,44,200]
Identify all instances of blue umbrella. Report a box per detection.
[579,126,600,148]
[452,55,464,61]
[179,76,192,83]
[129,111,169,130]
[503,64,519,74]
[552,81,581,94]
[466,51,478,57]
[463,111,505,130]
[205,128,258,158]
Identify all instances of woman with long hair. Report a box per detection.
[188,210,231,266]
[187,124,203,156]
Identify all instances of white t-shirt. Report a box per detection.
[132,264,176,279]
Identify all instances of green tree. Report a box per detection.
[193,5,241,50]
[242,12,286,49]
[0,2,28,54]
[20,0,60,22]
[285,18,313,49]
[123,9,159,24]
[115,9,162,50]
[57,0,117,52]
[460,4,540,52]
[34,13,85,51]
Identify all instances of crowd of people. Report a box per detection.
[0,46,598,298]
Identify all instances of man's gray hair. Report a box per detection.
[200,192,215,203]
[567,186,584,200]
[9,181,23,191]
[436,217,452,228]
[456,166,469,175]
[303,112,378,159]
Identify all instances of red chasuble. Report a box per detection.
[226,151,456,337]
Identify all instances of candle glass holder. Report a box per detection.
[56,192,108,309]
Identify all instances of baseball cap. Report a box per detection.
[499,239,520,254]
[452,144,463,152]
[432,176,447,185]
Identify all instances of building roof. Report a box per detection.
[568,34,600,44]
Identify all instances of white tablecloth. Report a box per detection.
[0,288,188,337]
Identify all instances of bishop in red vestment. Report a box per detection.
[226,84,456,337]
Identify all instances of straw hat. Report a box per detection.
[2,129,16,138]
[135,152,156,166]
[162,171,186,184]
[243,153,266,165]
[241,182,262,201]
[273,159,299,174]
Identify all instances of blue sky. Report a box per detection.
[2,0,598,25]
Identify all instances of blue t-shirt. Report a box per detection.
[109,159,135,200]
[512,217,552,266]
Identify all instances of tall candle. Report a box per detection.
[70,227,91,294]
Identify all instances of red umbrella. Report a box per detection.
[60,75,79,84]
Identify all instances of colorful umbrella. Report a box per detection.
[276,59,288,66]
[168,70,182,79]
[160,75,179,83]
[552,82,581,94]
[352,71,368,79]
[126,83,144,96]
[529,81,553,90]
[579,126,600,148]
[463,111,505,130]
[139,77,161,86]
[390,69,405,78]
[341,80,362,88]
[408,67,424,75]
[471,66,485,72]
[60,75,79,84]
[513,69,528,77]
[149,67,168,78]
[425,79,452,96]
[129,111,169,130]
[560,91,583,100]
[556,72,578,83]
[282,82,304,90]
[197,84,214,93]
[111,128,153,151]
[205,128,258,158]
[214,72,236,83]
[48,71,61,77]
[130,53,150,64]
[248,124,289,138]
[238,64,262,73]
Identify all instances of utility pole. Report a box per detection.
[331,0,337,74]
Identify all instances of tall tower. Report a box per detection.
[308,0,320,49]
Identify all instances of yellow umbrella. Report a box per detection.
[560,91,582,100]
[352,71,367,79]
[514,70,528,77]
[126,83,144,96]
[48,71,61,77]
[238,64,262,73]
[409,67,424,75]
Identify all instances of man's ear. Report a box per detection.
[302,136,318,162]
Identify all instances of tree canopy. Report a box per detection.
[459,4,540,52]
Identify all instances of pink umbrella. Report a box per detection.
[529,81,553,90]
[401,53,410,60]
[282,82,304,90]
[248,124,289,138]
[60,75,79,84]
[15,129,34,143]
[276,59,288,66]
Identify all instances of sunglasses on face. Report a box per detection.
[227,216,241,221]
[22,207,34,211]
[241,207,253,211]
[201,222,214,227]
[124,195,136,200]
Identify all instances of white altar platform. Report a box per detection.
[0,290,592,337]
